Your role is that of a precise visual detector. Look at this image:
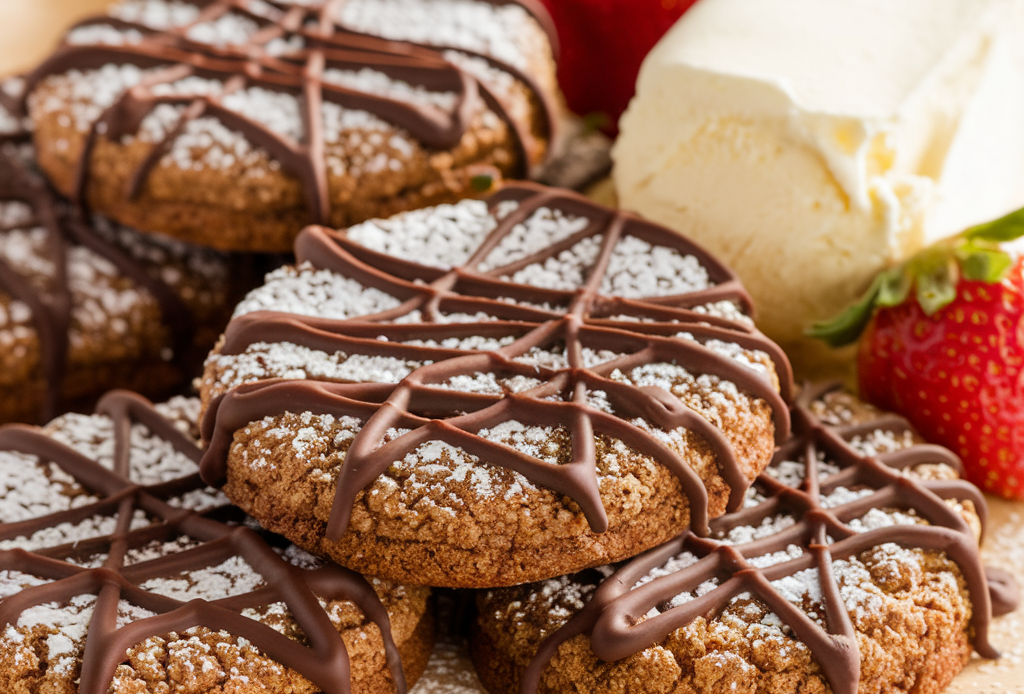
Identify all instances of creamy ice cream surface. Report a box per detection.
[613,0,1024,377]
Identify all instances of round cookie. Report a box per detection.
[0,390,433,694]
[198,182,792,588]
[25,0,560,252]
[472,382,1017,694]
[0,107,248,424]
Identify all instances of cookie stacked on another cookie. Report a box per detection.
[25,0,561,252]
[197,181,792,588]
[0,122,249,424]
[474,382,1017,694]
[0,390,433,693]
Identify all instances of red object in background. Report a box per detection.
[539,0,696,134]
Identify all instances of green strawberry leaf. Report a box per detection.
[470,173,494,192]
[916,258,957,315]
[963,206,1024,243]
[876,266,911,307]
[958,245,1014,282]
[810,207,1022,347]
[805,273,882,347]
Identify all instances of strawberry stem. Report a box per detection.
[807,205,1024,346]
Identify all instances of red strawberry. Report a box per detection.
[538,0,696,134]
[809,209,1024,498]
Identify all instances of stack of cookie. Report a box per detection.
[0,81,246,424]
[0,0,569,424]
[26,0,561,252]
[0,1,1018,694]
[0,390,435,693]
[190,181,1012,694]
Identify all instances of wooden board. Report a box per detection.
[2,2,1023,692]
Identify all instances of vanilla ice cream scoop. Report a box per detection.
[613,0,1024,377]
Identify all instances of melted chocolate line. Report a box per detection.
[25,0,556,229]
[918,479,989,533]
[515,383,1012,694]
[64,38,467,162]
[204,184,791,554]
[443,45,558,171]
[97,390,206,469]
[0,87,26,138]
[0,256,68,420]
[0,150,198,421]
[987,566,1021,617]
[105,495,139,569]
[127,97,208,199]
[24,513,200,565]
[0,490,138,543]
[302,50,330,221]
[0,152,71,421]
[480,218,607,280]
[63,217,196,364]
[485,0,560,60]
[295,225,427,300]
[580,324,789,443]
[0,425,133,498]
[451,57,534,177]
[588,299,750,329]
[200,378,382,483]
[0,392,414,694]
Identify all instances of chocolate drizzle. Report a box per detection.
[0,79,29,145]
[510,382,1015,694]
[0,390,410,694]
[24,0,559,228]
[200,182,792,546]
[0,150,194,422]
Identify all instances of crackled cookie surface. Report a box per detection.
[473,383,1017,694]
[0,125,242,424]
[199,182,792,588]
[25,0,559,251]
[0,391,432,694]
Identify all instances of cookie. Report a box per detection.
[197,182,792,588]
[0,125,248,424]
[24,0,560,252]
[0,389,433,694]
[472,382,1019,694]
[0,77,31,145]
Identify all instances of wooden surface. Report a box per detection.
[2,2,1024,693]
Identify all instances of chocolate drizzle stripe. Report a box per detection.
[515,382,1013,694]
[23,0,559,228]
[201,183,791,547]
[0,390,412,694]
[0,150,195,422]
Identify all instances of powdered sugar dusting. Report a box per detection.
[45,409,199,485]
[479,205,590,272]
[0,510,151,553]
[323,67,458,110]
[601,236,711,299]
[141,556,266,602]
[233,262,401,320]
[336,0,542,72]
[0,451,96,524]
[848,429,916,457]
[108,0,201,29]
[505,235,602,291]
[347,199,497,269]
[206,341,426,394]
